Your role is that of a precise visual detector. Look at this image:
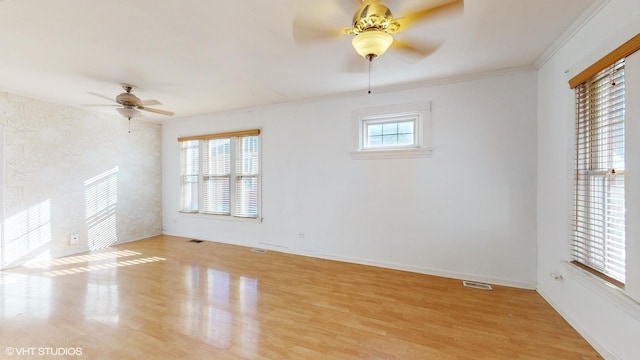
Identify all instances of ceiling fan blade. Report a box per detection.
[138,106,174,116]
[139,99,162,106]
[81,104,121,107]
[392,39,442,61]
[395,0,464,30]
[87,92,118,104]
[293,16,345,44]
[339,0,365,19]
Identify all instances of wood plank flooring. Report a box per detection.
[0,235,601,359]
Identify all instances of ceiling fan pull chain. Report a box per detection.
[368,58,372,94]
[128,117,131,134]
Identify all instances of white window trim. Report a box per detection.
[351,101,432,159]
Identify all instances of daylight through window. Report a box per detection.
[572,59,626,284]
[178,130,260,219]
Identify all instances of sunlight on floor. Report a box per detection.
[43,256,165,277]
[23,249,141,269]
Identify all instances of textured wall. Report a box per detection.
[0,92,162,268]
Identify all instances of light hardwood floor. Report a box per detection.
[0,235,600,359]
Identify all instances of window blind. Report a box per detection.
[178,129,260,218]
[572,59,626,284]
[179,140,199,212]
[202,138,231,215]
[235,135,259,217]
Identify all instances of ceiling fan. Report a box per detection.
[294,0,464,62]
[86,83,174,119]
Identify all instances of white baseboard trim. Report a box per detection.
[537,288,617,360]
[163,231,537,290]
[297,250,537,290]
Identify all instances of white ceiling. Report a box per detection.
[0,0,595,122]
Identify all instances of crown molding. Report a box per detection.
[533,0,611,69]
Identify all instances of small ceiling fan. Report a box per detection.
[85,83,174,119]
[294,0,464,62]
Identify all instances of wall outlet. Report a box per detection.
[297,232,305,239]
[550,272,563,280]
[69,230,79,245]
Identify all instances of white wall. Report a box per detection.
[0,92,162,268]
[536,0,640,359]
[162,69,538,289]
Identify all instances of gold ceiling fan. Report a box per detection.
[85,83,174,119]
[294,0,463,66]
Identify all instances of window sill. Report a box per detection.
[350,147,433,160]
[562,260,640,321]
[178,211,263,223]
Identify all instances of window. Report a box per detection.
[352,101,432,159]
[572,59,625,285]
[178,129,260,219]
[363,115,417,149]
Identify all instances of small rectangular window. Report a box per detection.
[351,101,432,159]
[363,116,417,149]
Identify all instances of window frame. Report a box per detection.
[178,129,261,221]
[571,59,626,287]
[351,101,432,159]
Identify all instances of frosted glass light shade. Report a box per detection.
[117,106,141,118]
[352,30,393,59]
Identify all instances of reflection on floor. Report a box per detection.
[0,235,601,359]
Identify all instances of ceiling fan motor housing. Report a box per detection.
[350,2,400,34]
[116,92,141,107]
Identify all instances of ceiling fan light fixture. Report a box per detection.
[117,106,141,119]
[352,30,393,60]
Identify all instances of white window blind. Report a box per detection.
[178,130,260,219]
[572,59,626,284]
[235,135,259,217]
[203,138,231,215]
[179,140,199,212]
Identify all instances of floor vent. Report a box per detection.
[188,239,204,243]
[462,280,493,290]
[251,248,268,254]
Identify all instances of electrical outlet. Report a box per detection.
[297,232,305,239]
[550,272,563,280]
[69,230,79,245]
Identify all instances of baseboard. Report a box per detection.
[537,288,617,360]
[299,250,538,290]
[163,231,537,290]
